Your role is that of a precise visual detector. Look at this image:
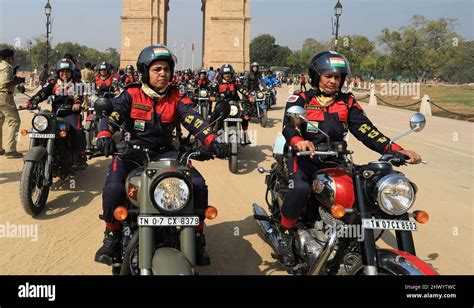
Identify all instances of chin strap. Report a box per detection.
[141,83,168,100]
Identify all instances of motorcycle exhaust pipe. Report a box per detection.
[252,203,279,252]
[308,228,338,275]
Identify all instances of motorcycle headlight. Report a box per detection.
[200,90,208,97]
[152,177,191,212]
[257,92,264,99]
[375,174,415,215]
[229,105,239,117]
[32,115,49,132]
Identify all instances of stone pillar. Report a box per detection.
[420,94,432,116]
[120,0,169,68]
[201,0,250,72]
[368,83,378,106]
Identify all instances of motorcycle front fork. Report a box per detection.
[353,174,416,275]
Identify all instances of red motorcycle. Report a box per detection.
[253,106,437,275]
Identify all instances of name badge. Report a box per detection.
[134,120,145,131]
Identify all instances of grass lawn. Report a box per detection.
[353,83,474,121]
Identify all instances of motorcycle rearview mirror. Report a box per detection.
[409,112,426,132]
[391,112,427,143]
[94,97,113,117]
[286,106,306,126]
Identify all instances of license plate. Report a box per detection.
[28,133,55,139]
[225,118,242,122]
[362,218,417,231]
[138,216,199,227]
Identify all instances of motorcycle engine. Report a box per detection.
[294,230,321,265]
[294,221,326,264]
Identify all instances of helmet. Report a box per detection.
[308,51,351,90]
[56,58,75,76]
[266,70,273,76]
[125,64,134,71]
[250,62,259,71]
[98,61,111,76]
[137,44,177,84]
[199,68,207,75]
[184,69,192,75]
[220,64,234,78]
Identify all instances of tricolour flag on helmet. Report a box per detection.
[329,57,346,68]
[153,47,170,57]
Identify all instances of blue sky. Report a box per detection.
[1,0,472,69]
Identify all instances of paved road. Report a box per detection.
[0,85,471,274]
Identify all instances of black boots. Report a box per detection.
[95,228,120,265]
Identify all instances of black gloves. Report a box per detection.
[96,136,115,157]
[210,139,229,159]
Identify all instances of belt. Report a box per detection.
[0,90,13,95]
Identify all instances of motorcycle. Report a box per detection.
[196,88,211,120]
[18,103,87,216]
[216,98,244,174]
[251,90,268,127]
[253,106,437,275]
[94,99,219,275]
[84,95,107,158]
[265,84,277,110]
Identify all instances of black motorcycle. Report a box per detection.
[195,88,211,120]
[217,99,245,173]
[18,103,87,216]
[253,106,437,275]
[251,90,268,127]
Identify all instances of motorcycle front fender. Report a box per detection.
[23,146,47,162]
[151,247,193,275]
[377,249,438,275]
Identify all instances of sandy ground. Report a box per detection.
[0,85,472,275]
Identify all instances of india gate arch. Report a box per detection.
[120,0,250,72]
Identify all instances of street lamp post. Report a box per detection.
[334,0,343,51]
[45,0,52,72]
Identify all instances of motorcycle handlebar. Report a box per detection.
[289,142,351,157]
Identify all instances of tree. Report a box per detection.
[378,15,460,81]
[250,34,291,68]
[337,35,375,77]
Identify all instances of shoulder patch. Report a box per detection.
[287,94,300,103]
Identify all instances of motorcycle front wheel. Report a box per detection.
[19,160,50,216]
[228,140,238,174]
[260,109,268,127]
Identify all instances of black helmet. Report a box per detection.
[220,64,234,77]
[125,64,134,71]
[137,44,177,84]
[250,62,259,71]
[308,51,351,89]
[98,61,111,76]
[56,58,75,76]
[266,69,273,75]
